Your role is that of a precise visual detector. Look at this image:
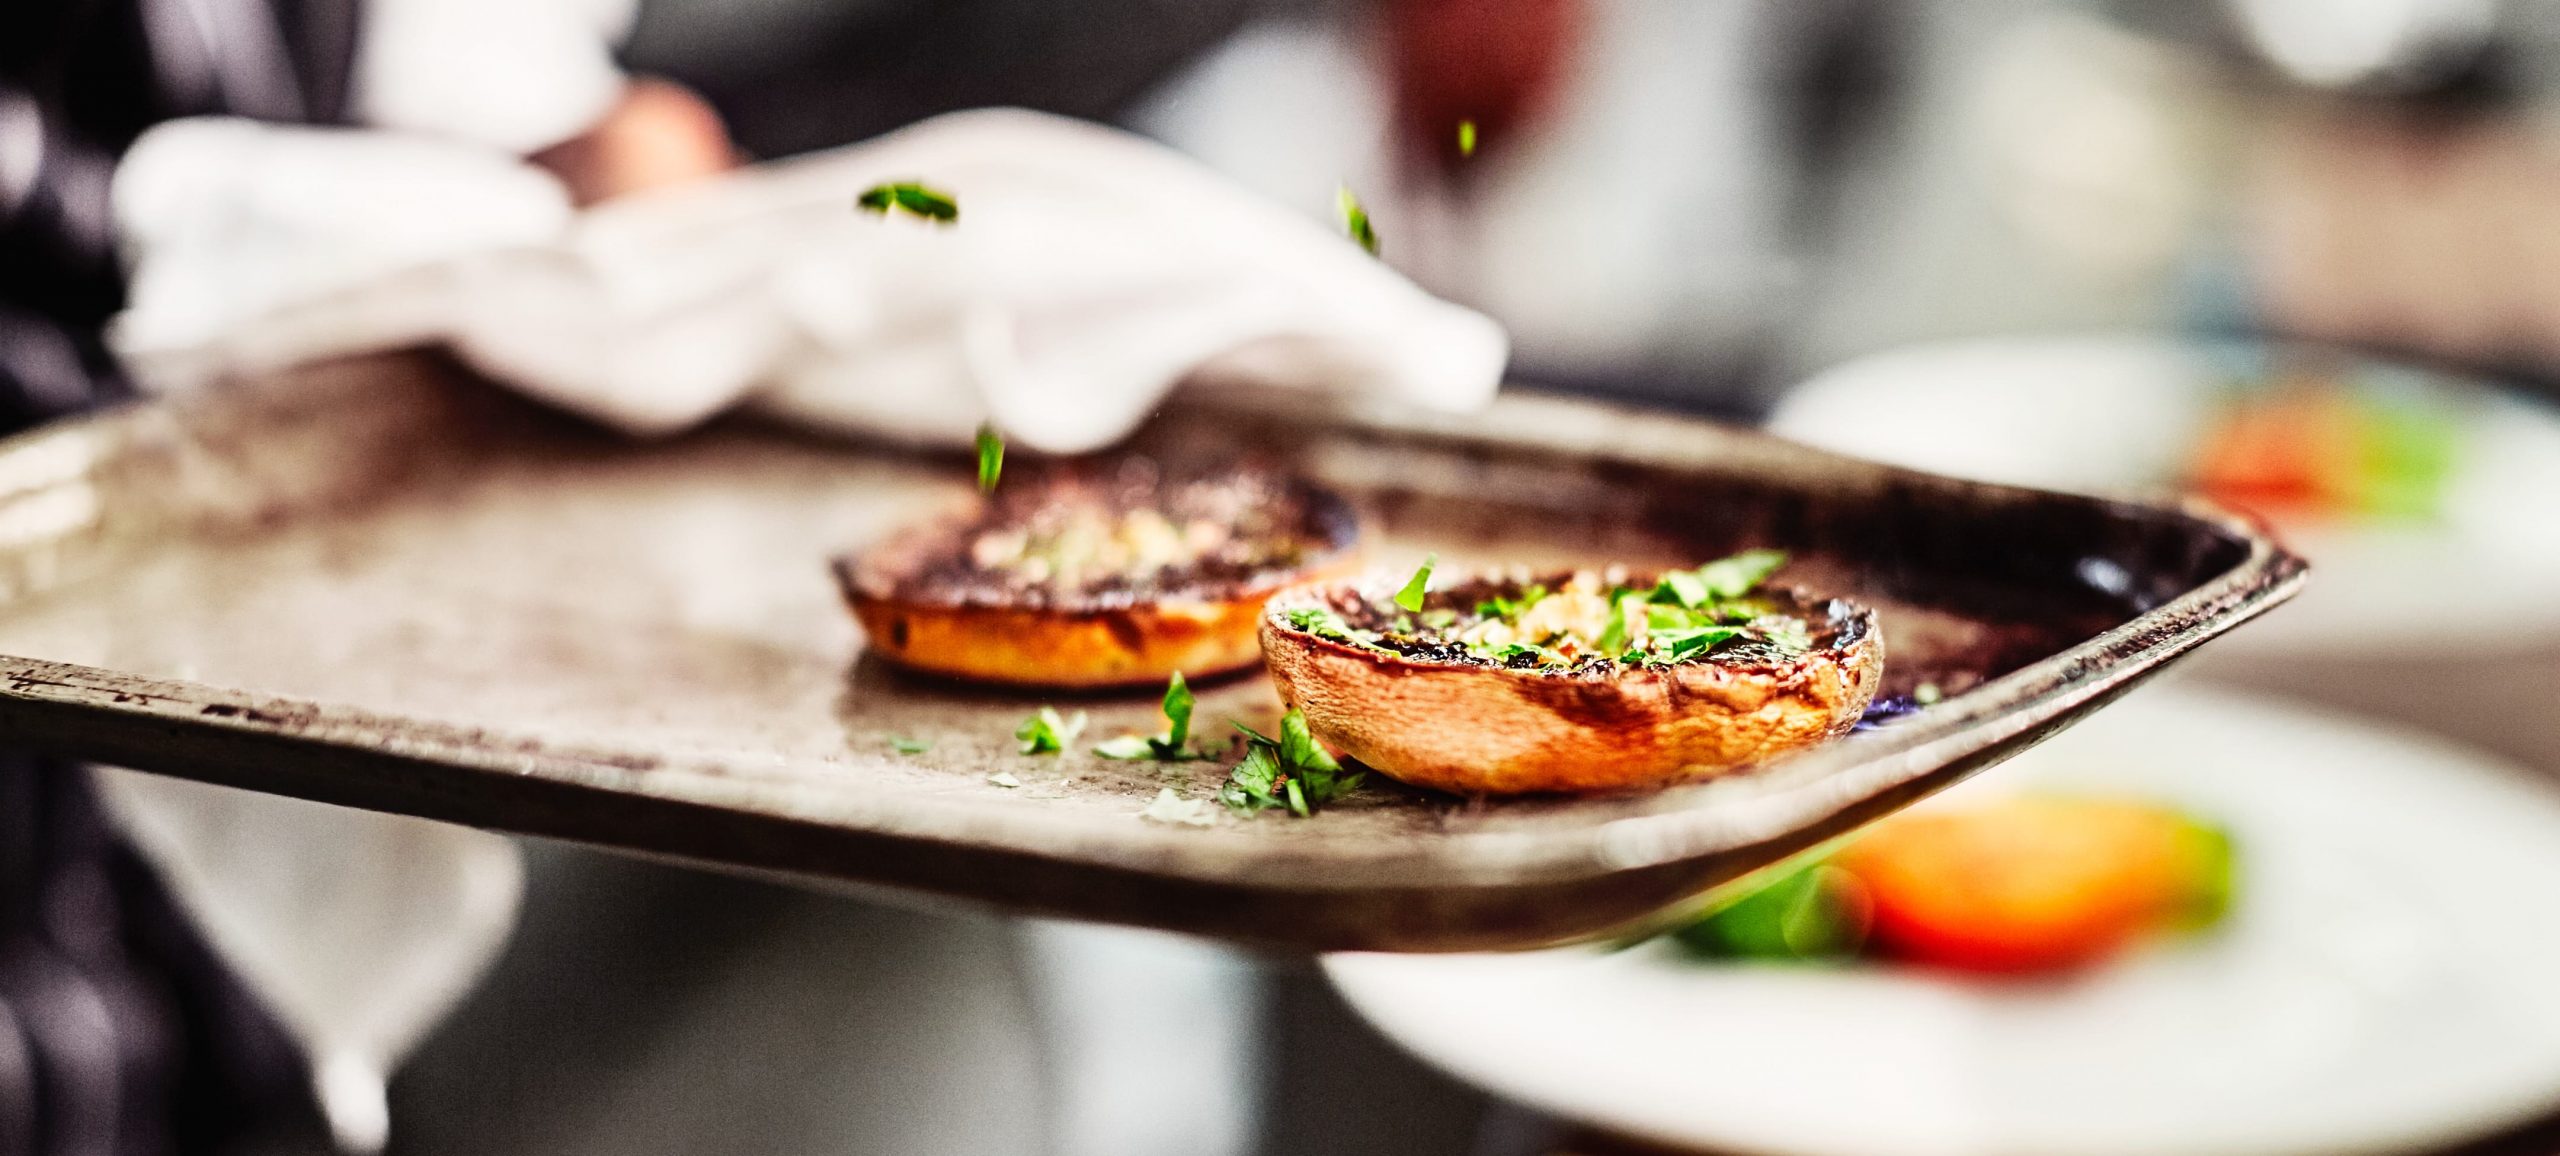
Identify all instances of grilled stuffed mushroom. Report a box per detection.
[841,459,1361,688]
[1259,552,1882,794]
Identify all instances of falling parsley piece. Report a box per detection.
[1337,185,1380,256]
[1016,706,1086,755]
[975,423,1004,492]
[1394,553,1436,613]
[1457,119,1478,157]
[1220,710,1364,818]
[1093,672,1203,761]
[856,180,959,222]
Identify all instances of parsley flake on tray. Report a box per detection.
[1220,710,1364,817]
[1093,672,1207,761]
[1015,706,1086,755]
[1286,550,1815,671]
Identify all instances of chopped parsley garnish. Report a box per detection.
[1219,710,1364,817]
[1283,606,1389,652]
[887,736,930,755]
[1393,553,1436,613]
[857,180,959,222]
[1475,584,1548,620]
[1695,549,1788,600]
[1016,706,1086,755]
[1457,119,1478,157]
[1756,616,1812,655]
[1093,672,1205,761]
[975,422,1004,492]
[1656,568,1710,609]
[1337,185,1380,256]
[1650,624,1746,660]
[1288,550,1810,670]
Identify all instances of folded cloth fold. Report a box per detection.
[90,771,523,1155]
[110,108,1509,452]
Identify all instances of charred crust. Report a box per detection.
[843,460,1358,614]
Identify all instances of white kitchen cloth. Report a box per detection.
[109,107,1510,452]
[89,770,523,1154]
[1015,920,1265,1156]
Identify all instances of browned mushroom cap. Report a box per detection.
[839,461,1362,688]
[1259,570,1883,794]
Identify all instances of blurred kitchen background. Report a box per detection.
[11,0,2560,1154]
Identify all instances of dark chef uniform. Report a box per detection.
[2,2,356,1153]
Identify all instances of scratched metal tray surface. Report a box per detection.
[0,354,2302,951]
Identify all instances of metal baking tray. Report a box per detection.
[0,353,2302,951]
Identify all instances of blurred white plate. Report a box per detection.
[1327,688,2560,1156]
[1763,336,2560,654]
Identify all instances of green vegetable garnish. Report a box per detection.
[856,180,959,222]
[1475,584,1548,620]
[1446,551,1797,667]
[1220,744,1286,813]
[1016,706,1086,755]
[1288,549,1798,671]
[1283,606,1388,652]
[2175,821,2238,931]
[975,423,1004,492]
[887,736,930,755]
[1457,119,1478,157]
[1094,672,1204,761]
[1594,589,1645,657]
[1670,861,1868,962]
[1753,615,1812,656]
[1650,624,1746,659]
[1486,641,1566,666]
[1695,549,1787,600]
[1220,710,1364,817]
[1394,553,1436,613]
[1654,568,1710,609]
[1337,185,1380,256]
